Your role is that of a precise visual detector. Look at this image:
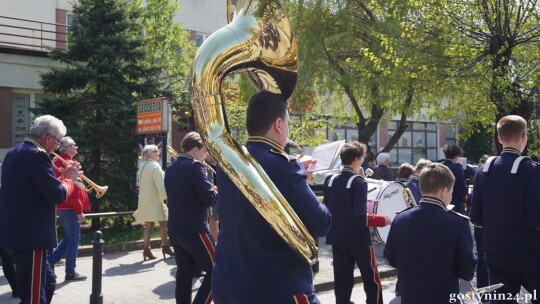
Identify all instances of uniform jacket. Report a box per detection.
[323,168,386,247]
[405,176,421,203]
[470,147,540,255]
[371,164,394,181]
[165,154,217,236]
[54,152,90,214]
[386,197,477,304]
[0,139,74,250]
[442,160,467,213]
[212,136,332,300]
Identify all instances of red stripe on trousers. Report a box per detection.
[31,250,43,304]
[369,245,382,304]
[293,294,309,304]
[199,233,215,264]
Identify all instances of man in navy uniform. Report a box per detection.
[470,115,540,303]
[212,91,332,304]
[165,131,218,304]
[0,115,79,304]
[386,163,477,304]
[441,144,468,214]
[323,141,391,304]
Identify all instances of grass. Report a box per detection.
[57,223,163,246]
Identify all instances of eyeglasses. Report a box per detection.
[48,134,62,148]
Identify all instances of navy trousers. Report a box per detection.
[14,249,56,304]
[486,254,540,304]
[171,233,215,304]
[0,247,16,294]
[332,245,383,304]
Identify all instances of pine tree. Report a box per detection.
[37,0,159,227]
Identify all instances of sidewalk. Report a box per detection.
[0,238,396,303]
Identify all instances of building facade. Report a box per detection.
[0,0,227,165]
[0,0,460,176]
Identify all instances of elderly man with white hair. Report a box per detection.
[0,115,80,304]
[371,152,394,181]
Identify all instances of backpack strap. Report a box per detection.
[511,156,530,174]
[346,175,362,189]
[482,156,498,173]
[327,174,339,188]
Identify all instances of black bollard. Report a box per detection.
[90,231,104,304]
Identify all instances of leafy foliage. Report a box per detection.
[37,0,161,228]
[137,0,196,128]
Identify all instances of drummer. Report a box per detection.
[323,141,391,304]
[385,163,477,303]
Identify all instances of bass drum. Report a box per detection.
[366,178,414,244]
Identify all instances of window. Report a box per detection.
[67,14,74,26]
[387,121,438,164]
[195,34,208,47]
[446,124,456,144]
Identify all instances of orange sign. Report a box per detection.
[137,98,169,134]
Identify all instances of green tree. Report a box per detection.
[137,0,196,127]
[399,0,540,153]
[285,0,448,152]
[37,0,159,227]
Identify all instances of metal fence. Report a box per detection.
[0,15,68,52]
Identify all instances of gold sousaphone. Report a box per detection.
[189,0,317,264]
[51,151,108,199]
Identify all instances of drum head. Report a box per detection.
[368,181,408,244]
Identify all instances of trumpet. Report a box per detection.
[51,152,108,199]
[166,145,216,175]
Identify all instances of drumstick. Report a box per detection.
[368,187,378,193]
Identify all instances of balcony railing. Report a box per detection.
[0,15,68,53]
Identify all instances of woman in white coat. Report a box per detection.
[134,145,174,260]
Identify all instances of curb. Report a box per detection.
[77,238,165,257]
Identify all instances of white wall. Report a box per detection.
[0,54,64,89]
[175,0,227,35]
[0,0,57,23]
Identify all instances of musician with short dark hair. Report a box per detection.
[442,143,468,214]
[470,115,540,302]
[323,141,390,304]
[405,158,432,203]
[48,136,90,281]
[212,91,331,304]
[386,163,477,304]
[165,131,217,304]
[397,162,414,183]
[0,115,79,304]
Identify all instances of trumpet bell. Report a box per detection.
[95,185,108,199]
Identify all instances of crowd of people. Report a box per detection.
[1,95,539,304]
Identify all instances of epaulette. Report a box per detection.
[396,206,414,214]
[36,146,47,154]
[25,138,48,155]
[448,209,470,221]
[270,148,292,162]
